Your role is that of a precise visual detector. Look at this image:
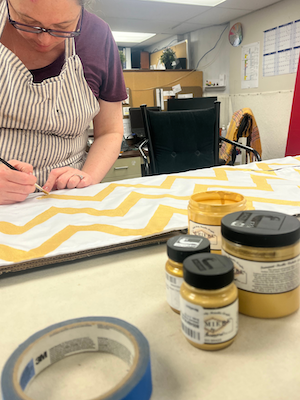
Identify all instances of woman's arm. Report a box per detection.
[82,99,124,183]
[43,99,124,191]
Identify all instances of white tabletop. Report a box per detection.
[1,244,300,400]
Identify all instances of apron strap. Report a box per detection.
[65,38,76,60]
[0,0,7,38]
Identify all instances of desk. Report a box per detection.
[101,151,142,183]
[1,244,300,400]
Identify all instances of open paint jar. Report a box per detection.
[188,191,246,253]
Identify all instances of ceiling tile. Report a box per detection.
[217,0,281,11]
[188,6,252,25]
[101,17,179,34]
[86,0,281,47]
[87,0,211,23]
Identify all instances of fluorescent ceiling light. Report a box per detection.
[137,0,226,6]
[112,31,156,43]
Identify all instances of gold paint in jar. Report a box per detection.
[180,253,238,350]
[165,235,210,314]
[221,210,300,318]
[188,191,246,254]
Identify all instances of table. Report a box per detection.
[1,243,300,400]
[2,156,300,399]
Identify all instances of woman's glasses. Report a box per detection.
[6,0,83,38]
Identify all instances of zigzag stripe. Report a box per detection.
[1,161,300,265]
[0,205,187,262]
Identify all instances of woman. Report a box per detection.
[0,0,127,205]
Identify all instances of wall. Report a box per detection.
[145,25,231,126]
[229,0,299,160]
[184,24,230,95]
[141,29,231,125]
[182,24,231,128]
[134,0,299,160]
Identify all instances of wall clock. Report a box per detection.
[229,22,243,47]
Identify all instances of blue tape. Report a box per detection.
[1,317,152,400]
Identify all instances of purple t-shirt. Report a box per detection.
[30,10,127,102]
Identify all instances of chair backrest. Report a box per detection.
[129,106,161,138]
[141,102,220,175]
[167,96,218,111]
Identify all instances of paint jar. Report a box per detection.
[221,210,300,318]
[166,235,210,313]
[180,253,238,350]
[188,191,246,254]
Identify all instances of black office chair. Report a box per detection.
[167,96,217,111]
[139,103,221,176]
[139,103,261,176]
[129,106,161,139]
[168,98,261,166]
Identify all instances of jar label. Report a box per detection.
[189,221,221,250]
[180,298,238,345]
[166,271,183,311]
[222,250,300,294]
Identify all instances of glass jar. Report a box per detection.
[180,253,238,350]
[188,191,246,254]
[165,235,210,313]
[221,210,300,318]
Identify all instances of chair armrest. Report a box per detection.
[138,139,151,176]
[138,139,148,162]
[220,136,262,162]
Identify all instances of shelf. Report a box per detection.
[204,85,226,91]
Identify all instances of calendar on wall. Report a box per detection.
[263,20,300,77]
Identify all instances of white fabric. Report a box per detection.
[1,156,300,267]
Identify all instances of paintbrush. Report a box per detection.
[0,157,49,195]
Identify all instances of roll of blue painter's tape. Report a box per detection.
[1,317,152,400]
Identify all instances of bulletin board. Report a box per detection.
[263,20,300,77]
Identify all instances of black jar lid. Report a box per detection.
[183,253,234,290]
[167,235,210,263]
[221,210,300,248]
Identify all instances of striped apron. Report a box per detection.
[0,0,100,186]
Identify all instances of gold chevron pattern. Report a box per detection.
[1,156,300,267]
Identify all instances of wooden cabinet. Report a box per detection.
[140,52,150,69]
[131,51,150,69]
[123,70,203,108]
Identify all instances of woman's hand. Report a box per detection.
[43,167,93,193]
[0,160,37,205]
